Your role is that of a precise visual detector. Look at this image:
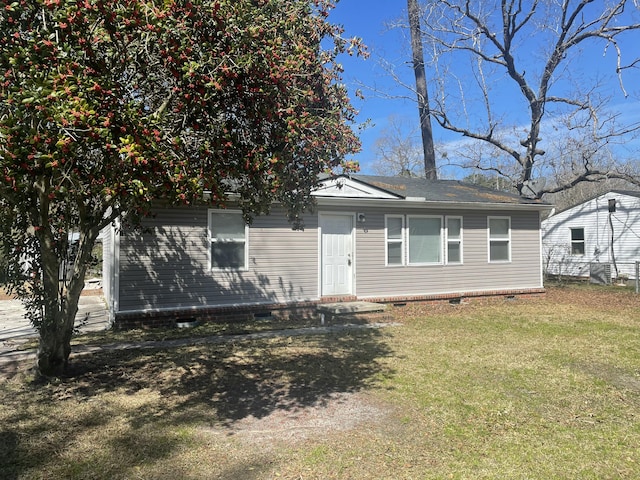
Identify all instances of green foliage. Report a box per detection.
[0,0,364,375]
[1,0,363,220]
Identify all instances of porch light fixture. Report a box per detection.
[357,213,366,223]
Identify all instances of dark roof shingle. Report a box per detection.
[350,175,548,206]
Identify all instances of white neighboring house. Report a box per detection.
[542,190,640,281]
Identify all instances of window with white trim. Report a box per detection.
[570,227,585,255]
[208,210,248,270]
[488,216,511,262]
[408,215,442,265]
[385,215,404,266]
[446,216,463,264]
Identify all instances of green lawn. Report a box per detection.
[1,284,639,479]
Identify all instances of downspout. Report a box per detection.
[595,198,600,260]
[608,199,618,279]
[113,217,120,325]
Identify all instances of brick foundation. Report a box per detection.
[113,287,545,330]
[365,287,546,305]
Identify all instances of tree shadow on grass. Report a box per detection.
[0,326,395,479]
[69,326,394,424]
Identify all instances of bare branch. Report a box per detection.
[412,0,640,196]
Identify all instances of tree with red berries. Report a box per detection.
[0,0,364,377]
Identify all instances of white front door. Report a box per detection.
[320,214,354,296]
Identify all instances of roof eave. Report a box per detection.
[315,196,553,211]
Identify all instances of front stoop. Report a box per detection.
[316,301,388,324]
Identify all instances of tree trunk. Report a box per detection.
[37,318,74,377]
[407,0,437,180]
[35,276,86,377]
[33,226,94,378]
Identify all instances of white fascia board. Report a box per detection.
[315,196,552,212]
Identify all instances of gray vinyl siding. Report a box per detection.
[116,203,543,313]
[117,206,318,312]
[352,207,543,298]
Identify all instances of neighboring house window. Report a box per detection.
[385,215,404,266]
[208,210,248,270]
[408,215,442,264]
[446,216,463,264]
[488,216,511,262]
[570,227,585,255]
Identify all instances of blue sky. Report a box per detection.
[329,1,640,177]
[331,1,416,173]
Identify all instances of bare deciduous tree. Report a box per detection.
[417,0,640,198]
[372,115,425,177]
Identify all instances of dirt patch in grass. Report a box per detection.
[202,391,391,447]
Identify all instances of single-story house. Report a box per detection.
[542,190,640,282]
[102,174,551,327]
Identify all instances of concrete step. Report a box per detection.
[317,301,386,315]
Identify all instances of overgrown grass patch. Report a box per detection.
[2,285,640,478]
